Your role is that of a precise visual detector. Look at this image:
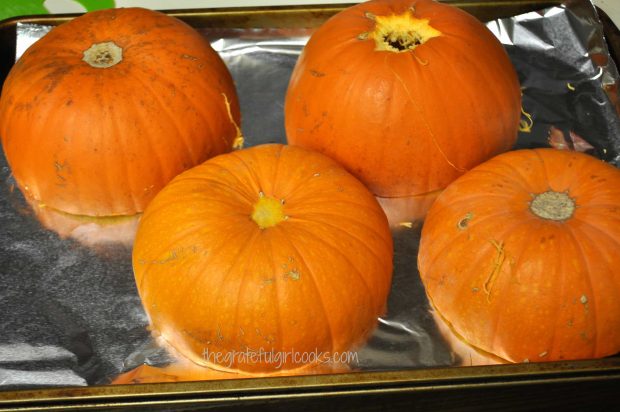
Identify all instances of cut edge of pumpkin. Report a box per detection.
[138,333,351,380]
[27,198,141,246]
[362,8,442,53]
[425,292,511,366]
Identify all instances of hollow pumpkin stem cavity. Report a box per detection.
[251,193,287,229]
[82,41,123,68]
[367,9,441,52]
[530,191,575,221]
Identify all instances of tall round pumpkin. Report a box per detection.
[418,148,620,362]
[285,0,521,198]
[133,144,393,374]
[0,8,241,217]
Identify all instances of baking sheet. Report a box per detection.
[1,0,619,389]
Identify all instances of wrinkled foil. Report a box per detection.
[1,0,619,389]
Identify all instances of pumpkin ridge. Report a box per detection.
[563,223,599,358]
[451,39,518,146]
[287,195,383,215]
[72,86,117,214]
[182,226,260,362]
[3,61,66,111]
[422,45,497,159]
[570,215,620,249]
[277,228,337,355]
[434,36,521,155]
[422,207,521,271]
[431,190,516,208]
[544,228,574,361]
[277,166,338,201]
[1,62,72,164]
[133,63,232,154]
[570,218,620,290]
[467,167,533,194]
[384,57,463,174]
[193,161,257,200]
[135,212,248,289]
[262,230,285,362]
[498,157,543,194]
[446,219,529,357]
[269,145,286,197]
[404,49,478,171]
[127,70,201,165]
[428,23,519,127]
[286,223,378,314]
[290,211,392,247]
[230,229,265,365]
[532,149,555,192]
[429,295,510,364]
[106,99,138,213]
[495,224,569,361]
[183,193,251,218]
[121,79,173,190]
[180,174,256,206]
[229,151,271,196]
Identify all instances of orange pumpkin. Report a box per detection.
[285,0,521,199]
[132,144,393,374]
[0,8,241,217]
[418,148,620,362]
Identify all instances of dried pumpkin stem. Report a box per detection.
[530,191,575,221]
[82,41,123,68]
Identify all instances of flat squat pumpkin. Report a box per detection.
[133,144,393,374]
[0,8,241,217]
[418,149,620,362]
[285,0,521,199]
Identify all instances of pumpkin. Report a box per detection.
[132,144,393,374]
[285,0,521,200]
[418,148,620,362]
[0,7,241,217]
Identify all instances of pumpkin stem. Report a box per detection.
[364,9,441,53]
[530,191,575,221]
[251,194,287,229]
[82,41,123,68]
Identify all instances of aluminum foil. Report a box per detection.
[1,0,619,389]
[487,3,620,164]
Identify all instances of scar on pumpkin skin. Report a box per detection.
[386,59,465,173]
[364,11,376,21]
[285,269,301,281]
[483,239,506,300]
[222,93,244,149]
[457,212,474,230]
